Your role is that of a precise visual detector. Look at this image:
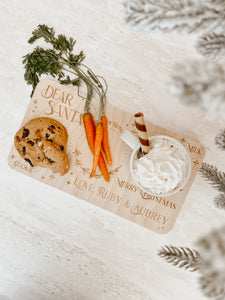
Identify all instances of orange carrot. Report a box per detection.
[90,122,103,178]
[83,113,109,182]
[83,113,95,153]
[97,153,110,182]
[101,115,112,166]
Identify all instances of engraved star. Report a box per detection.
[70,172,73,175]
[193,160,199,165]
[180,138,186,143]
[66,180,71,185]
[33,99,38,104]
[49,174,55,179]
[41,176,45,180]
[11,154,15,159]
[180,189,183,192]
[131,129,137,135]
[73,149,81,156]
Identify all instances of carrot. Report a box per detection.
[83,113,109,182]
[90,122,103,178]
[101,115,112,166]
[83,113,95,153]
[97,153,110,182]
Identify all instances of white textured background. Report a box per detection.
[1,0,225,299]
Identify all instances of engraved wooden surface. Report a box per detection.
[8,79,205,234]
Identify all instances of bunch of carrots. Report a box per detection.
[82,69,112,182]
[83,113,111,182]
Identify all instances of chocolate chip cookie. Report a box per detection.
[14,117,69,175]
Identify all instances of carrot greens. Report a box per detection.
[23,24,107,118]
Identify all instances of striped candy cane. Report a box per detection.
[134,112,151,155]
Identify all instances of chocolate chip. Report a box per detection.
[46,139,53,142]
[46,157,55,164]
[57,126,61,129]
[50,124,55,129]
[20,146,26,155]
[48,126,55,134]
[37,156,40,160]
[16,136,20,142]
[27,140,34,146]
[22,128,29,138]
[24,158,33,167]
[46,133,50,138]
[60,146,64,151]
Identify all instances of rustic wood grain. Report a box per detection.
[8,79,205,234]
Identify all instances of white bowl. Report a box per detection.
[130,135,192,197]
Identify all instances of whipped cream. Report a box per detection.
[133,136,190,195]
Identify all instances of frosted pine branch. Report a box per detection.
[170,60,225,118]
[196,33,225,59]
[124,0,225,33]
[199,273,225,299]
[197,226,225,299]
[158,245,200,271]
[214,194,225,210]
[215,130,225,150]
[200,162,225,210]
[199,163,225,193]
[159,229,225,298]
[205,0,225,8]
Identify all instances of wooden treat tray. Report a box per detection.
[8,79,205,234]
